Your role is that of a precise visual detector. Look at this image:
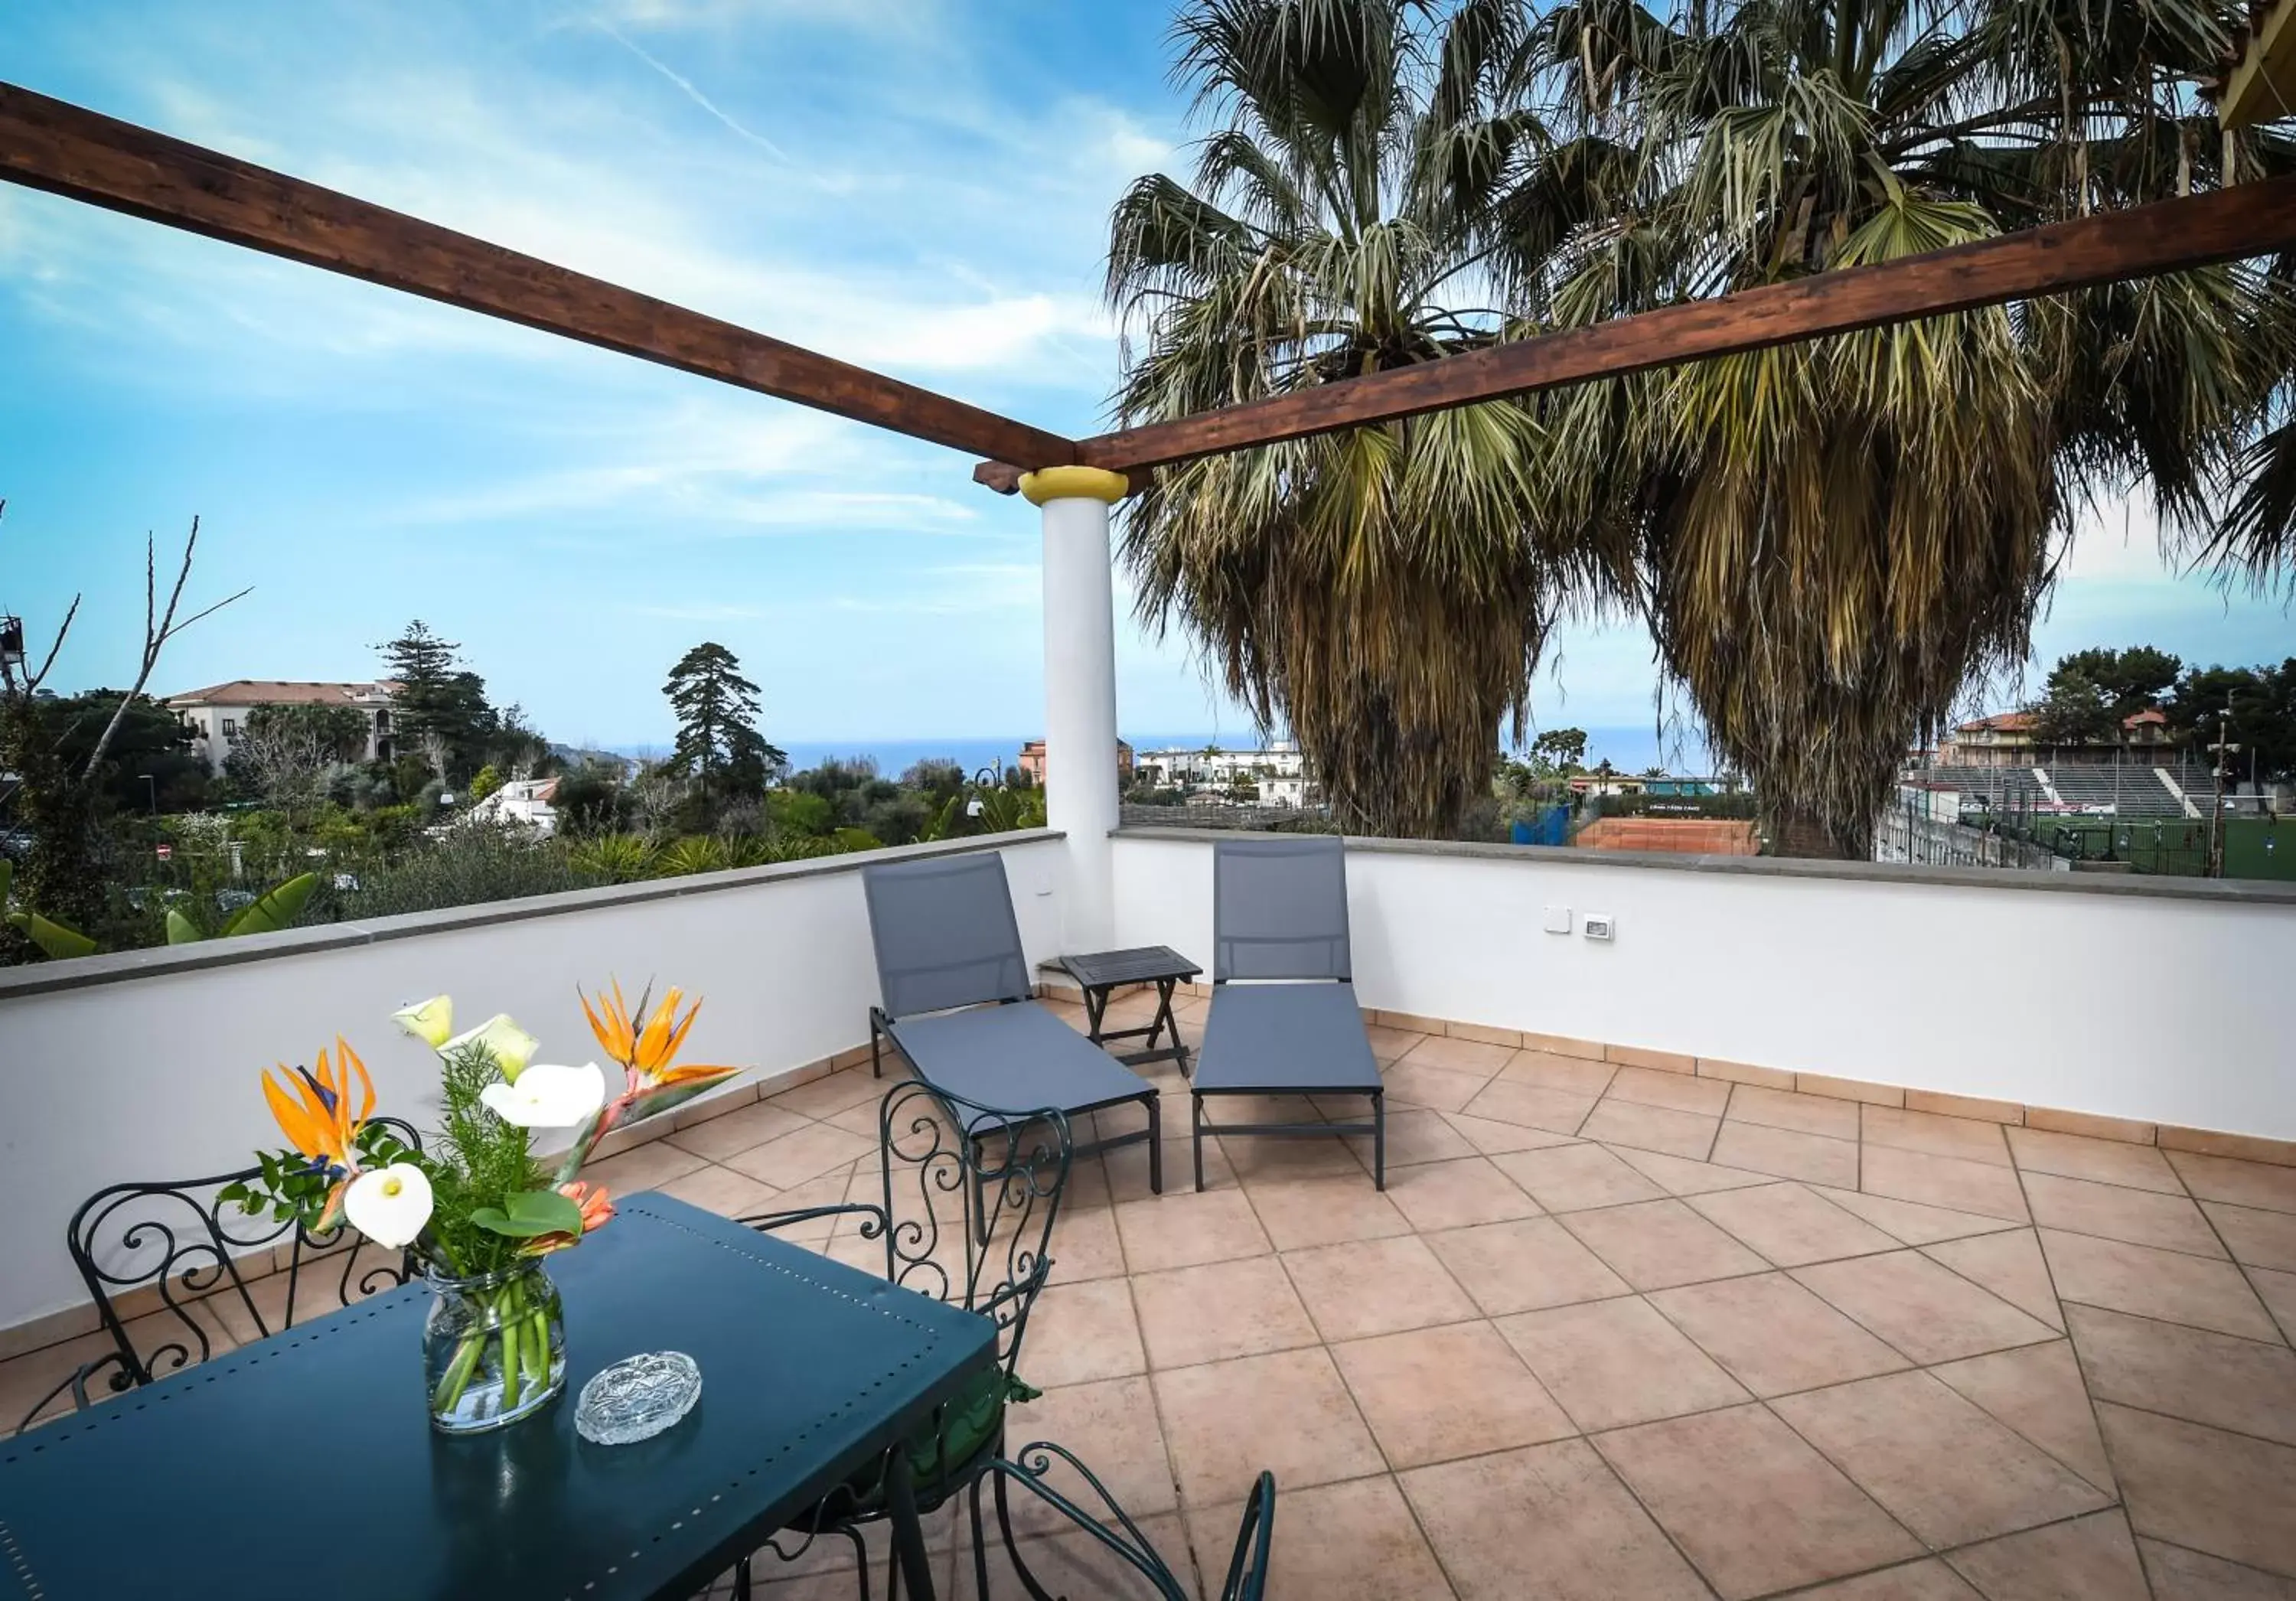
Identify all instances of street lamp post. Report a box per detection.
[967,764,1000,820]
[2207,709,2242,880]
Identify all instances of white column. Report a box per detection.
[1022,465,1128,953]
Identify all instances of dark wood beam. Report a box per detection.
[972,460,1026,495]
[1011,176,2296,481]
[0,81,1076,469]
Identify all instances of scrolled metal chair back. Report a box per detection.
[59,1117,424,1403]
[986,1444,1277,1601]
[874,1077,1069,1383]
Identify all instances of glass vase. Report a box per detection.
[422,1258,566,1434]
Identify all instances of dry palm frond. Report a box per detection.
[1118,0,2288,851]
[1510,0,2289,853]
[1111,0,1609,837]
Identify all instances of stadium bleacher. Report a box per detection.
[2046,765,2187,817]
[1910,762,2198,817]
[1922,765,2045,806]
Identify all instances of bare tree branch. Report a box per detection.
[160,585,256,644]
[20,595,80,698]
[0,501,82,699]
[84,515,252,779]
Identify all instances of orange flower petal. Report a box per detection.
[657,996,700,1064]
[316,1177,348,1233]
[657,1062,739,1085]
[579,988,614,1058]
[261,1068,321,1156]
[341,1036,376,1126]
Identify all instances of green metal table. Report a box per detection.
[0,1193,996,1599]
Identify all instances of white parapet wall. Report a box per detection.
[0,832,1067,1338]
[1113,829,2296,1143]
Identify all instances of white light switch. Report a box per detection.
[1582,914,1616,941]
[1542,905,1572,934]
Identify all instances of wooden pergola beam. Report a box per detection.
[0,82,1077,469]
[987,175,2296,484]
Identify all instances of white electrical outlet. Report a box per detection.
[1542,905,1572,934]
[1582,913,1616,941]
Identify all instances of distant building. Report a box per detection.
[468,776,561,837]
[1937,708,2180,769]
[1134,742,1313,808]
[1939,710,2039,768]
[165,680,398,776]
[1017,739,1134,787]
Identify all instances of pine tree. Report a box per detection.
[663,643,784,796]
[378,622,497,783]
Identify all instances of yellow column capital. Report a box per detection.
[1019,466,1129,507]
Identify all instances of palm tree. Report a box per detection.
[1508,0,2296,853]
[2212,319,2296,585]
[1107,0,1622,837]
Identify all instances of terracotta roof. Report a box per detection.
[1955,711,2037,733]
[165,680,396,707]
[2122,708,2168,727]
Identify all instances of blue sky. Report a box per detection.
[1,0,2285,754]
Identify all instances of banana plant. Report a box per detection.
[164,872,319,944]
[0,859,98,960]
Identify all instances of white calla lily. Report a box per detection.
[444,1014,541,1081]
[391,995,455,1048]
[343,1163,435,1250]
[479,1061,607,1130]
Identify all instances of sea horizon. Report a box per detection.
[600,724,1721,780]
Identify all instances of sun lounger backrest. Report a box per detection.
[863,852,1032,1018]
[1212,835,1352,982]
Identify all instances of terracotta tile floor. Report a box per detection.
[9,999,2296,1599]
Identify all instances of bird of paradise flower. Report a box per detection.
[555,981,745,1182]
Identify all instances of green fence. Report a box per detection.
[2000,814,2290,882]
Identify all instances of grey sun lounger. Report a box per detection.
[862,852,1163,1193]
[1192,835,1386,1190]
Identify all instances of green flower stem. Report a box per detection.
[524,1307,553,1381]
[432,1328,487,1417]
[500,1277,527,1410]
[430,1272,556,1422]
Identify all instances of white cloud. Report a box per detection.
[589,21,796,161]
[596,0,944,33]
[2050,490,2191,585]
[5,15,1150,405]
[383,396,1001,536]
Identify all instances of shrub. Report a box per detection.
[657,835,731,876]
[567,833,660,883]
[552,765,631,836]
[307,823,587,921]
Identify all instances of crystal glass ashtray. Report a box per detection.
[576,1352,703,1445]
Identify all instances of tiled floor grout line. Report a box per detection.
[1901,1228,2060,1326]
[1569,1410,1753,1601]
[1732,1503,2142,1601]
[1218,1171,1470,1601]
[2140,1533,2296,1593]
[2178,1169,2295,1352]
[1992,1147,2164,1601]
[2083,1391,2296,1456]
[1111,1239,1202,1601]
[1749,1383,1984,1569]
[2054,1288,2294,1348]
[1928,1361,2122,1505]
[1316,1335,1472,1601]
